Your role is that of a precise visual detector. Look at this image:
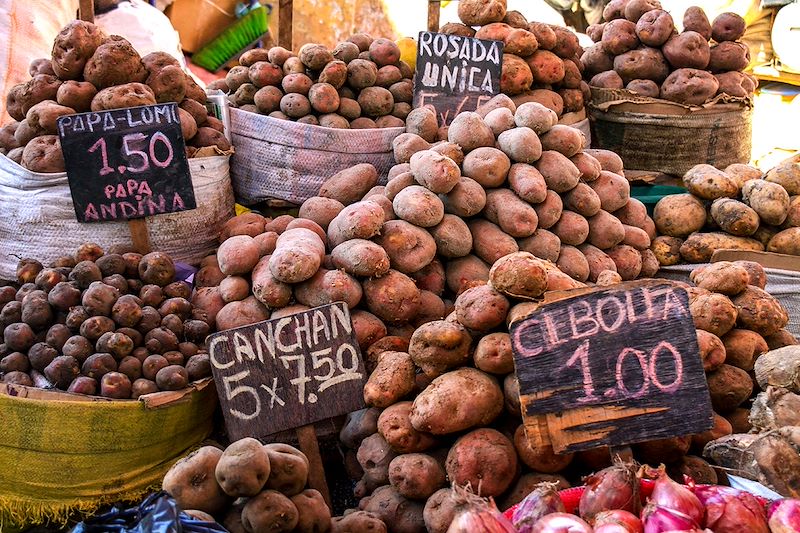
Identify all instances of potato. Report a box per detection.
[512,88,564,116]
[683,6,712,40]
[349,310,387,351]
[447,112,495,153]
[690,292,738,337]
[551,210,590,247]
[294,268,363,309]
[363,270,421,323]
[429,142,465,166]
[590,70,624,89]
[606,244,642,280]
[712,12,746,43]
[443,255,489,295]
[377,402,437,454]
[407,320,471,378]
[458,0,506,25]
[330,239,390,278]
[715,71,756,98]
[319,163,378,205]
[84,36,147,89]
[241,490,298,533]
[683,164,738,200]
[768,227,800,255]
[440,22,477,37]
[425,215,472,259]
[215,297,269,331]
[440,176,487,218]
[331,512,387,533]
[706,364,753,413]
[517,229,561,263]
[661,32,711,71]
[635,9,674,47]
[625,78,660,97]
[581,43,614,76]
[262,443,309,496]
[539,125,585,158]
[514,101,558,135]
[51,21,106,80]
[454,283,510,332]
[696,329,726,372]
[532,190,564,231]
[409,150,460,194]
[446,428,517,497]
[290,490,331,533]
[614,46,669,84]
[708,41,750,73]
[163,446,230,515]
[411,367,503,434]
[495,127,542,165]
[536,151,582,194]
[709,198,759,236]
[680,232,763,263]
[514,425,574,474]
[214,438,271,498]
[653,193,706,237]
[765,161,800,195]
[590,171,631,213]
[661,68,720,105]
[507,163,547,204]
[347,58,378,90]
[742,179,790,226]
[483,189,538,238]
[215,235,259,277]
[392,133,431,164]
[388,453,446,501]
[55,81,97,113]
[461,147,511,188]
[20,135,65,173]
[721,329,767,372]
[469,219,519,265]
[358,87,394,118]
[732,286,789,337]
[391,186,444,228]
[602,19,639,55]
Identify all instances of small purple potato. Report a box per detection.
[132,378,158,398]
[156,364,189,391]
[100,371,132,399]
[44,355,80,389]
[28,342,58,372]
[81,352,117,380]
[62,335,93,362]
[67,376,98,395]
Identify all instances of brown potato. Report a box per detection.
[712,12,746,42]
[684,6,712,40]
[709,41,750,72]
[613,46,669,84]
[602,19,640,55]
[635,9,674,47]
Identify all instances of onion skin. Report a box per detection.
[768,499,800,533]
[513,484,566,533]
[694,485,768,533]
[642,503,701,533]
[447,504,517,532]
[595,509,644,533]
[647,465,704,525]
[579,465,638,522]
[531,512,593,533]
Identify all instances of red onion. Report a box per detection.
[595,509,644,533]
[446,486,516,533]
[642,502,700,533]
[531,512,593,533]
[693,485,768,533]
[646,466,703,525]
[512,483,566,533]
[768,499,800,533]
[579,464,639,522]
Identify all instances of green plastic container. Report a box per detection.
[631,185,686,215]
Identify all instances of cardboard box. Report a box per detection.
[167,0,238,53]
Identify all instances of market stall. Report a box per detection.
[0,0,799,531]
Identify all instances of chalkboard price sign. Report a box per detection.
[207,302,368,441]
[510,281,713,454]
[412,31,503,125]
[57,103,196,223]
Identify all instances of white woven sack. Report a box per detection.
[0,155,234,280]
[229,108,404,205]
[658,264,800,338]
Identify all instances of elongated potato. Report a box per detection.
[374,220,437,274]
[364,351,415,408]
[508,163,548,204]
[429,215,473,258]
[689,262,749,295]
[483,189,539,237]
[410,367,503,434]
[588,170,630,212]
[768,227,800,255]
[710,198,760,236]
[683,164,738,200]
[535,151,581,193]
[551,210,590,246]
[742,179,790,226]
[440,177,487,217]
[518,229,561,262]
[680,232,763,263]
[533,190,564,230]
[579,244,617,282]
[469,219,519,264]
[564,182,602,217]
[331,239,390,278]
[557,245,590,281]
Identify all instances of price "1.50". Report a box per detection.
[89,132,174,176]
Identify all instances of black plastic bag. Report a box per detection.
[70,491,228,533]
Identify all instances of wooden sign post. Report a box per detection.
[278,0,293,50]
[412,31,503,125]
[56,103,196,254]
[206,302,369,507]
[427,0,441,32]
[510,280,714,454]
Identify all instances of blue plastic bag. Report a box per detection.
[70,492,228,533]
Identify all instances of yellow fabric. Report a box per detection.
[0,385,217,530]
[234,203,251,216]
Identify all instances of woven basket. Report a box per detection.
[588,87,753,176]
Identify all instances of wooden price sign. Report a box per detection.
[412,31,503,125]
[510,280,713,454]
[207,302,367,440]
[56,103,196,225]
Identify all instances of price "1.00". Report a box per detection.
[566,339,684,403]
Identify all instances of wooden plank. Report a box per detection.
[711,249,800,272]
[296,424,332,508]
[427,0,441,32]
[79,0,95,22]
[278,0,293,50]
[129,219,152,255]
[512,281,714,454]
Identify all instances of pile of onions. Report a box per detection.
[513,483,566,533]
[579,464,640,523]
[641,466,704,532]
[694,485,768,533]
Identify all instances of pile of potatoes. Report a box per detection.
[190,95,664,344]
[213,34,413,129]
[652,159,800,265]
[162,438,382,532]
[0,20,230,173]
[439,1,588,117]
[582,2,757,105]
[0,244,213,398]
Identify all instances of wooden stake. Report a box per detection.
[79,0,95,22]
[278,0,294,50]
[296,424,332,508]
[427,0,441,32]
[128,219,152,254]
